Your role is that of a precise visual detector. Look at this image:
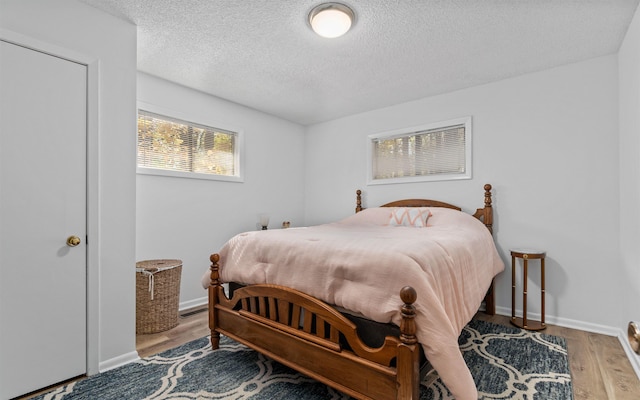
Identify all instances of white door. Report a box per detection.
[0,40,87,399]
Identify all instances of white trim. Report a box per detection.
[496,306,620,336]
[137,166,243,182]
[85,58,101,377]
[367,116,472,185]
[136,101,245,183]
[0,28,101,377]
[179,297,208,311]
[99,351,140,373]
[0,28,93,66]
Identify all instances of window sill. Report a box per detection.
[136,167,244,182]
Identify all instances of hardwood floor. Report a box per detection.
[136,306,210,358]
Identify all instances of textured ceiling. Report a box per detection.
[81,0,639,126]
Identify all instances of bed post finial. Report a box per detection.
[474,184,494,234]
[356,189,362,213]
[484,184,492,208]
[209,253,221,349]
[483,184,493,234]
[399,286,417,345]
[209,253,221,286]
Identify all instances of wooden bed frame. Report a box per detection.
[207,184,495,400]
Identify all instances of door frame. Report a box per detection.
[0,28,100,375]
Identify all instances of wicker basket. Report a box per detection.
[136,259,182,334]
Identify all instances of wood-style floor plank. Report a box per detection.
[136,306,210,358]
[590,332,640,399]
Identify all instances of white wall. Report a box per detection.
[305,55,623,332]
[619,2,640,372]
[0,0,137,371]
[136,73,306,308]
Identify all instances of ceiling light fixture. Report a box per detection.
[308,2,355,39]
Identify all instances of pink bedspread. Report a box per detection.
[203,207,504,399]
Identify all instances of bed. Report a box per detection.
[205,184,503,400]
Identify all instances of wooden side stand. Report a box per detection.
[510,249,546,331]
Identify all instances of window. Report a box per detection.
[137,108,243,182]
[367,117,471,185]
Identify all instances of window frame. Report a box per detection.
[136,101,244,182]
[366,116,472,185]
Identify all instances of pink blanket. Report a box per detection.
[203,207,504,399]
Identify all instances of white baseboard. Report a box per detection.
[495,306,620,335]
[179,296,208,312]
[99,351,140,373]
[495,306,640,380]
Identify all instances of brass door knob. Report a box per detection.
[66,236,81,247]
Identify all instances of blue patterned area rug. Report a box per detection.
[34,319,573,400]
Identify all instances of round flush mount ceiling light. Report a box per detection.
[308,2,355,38]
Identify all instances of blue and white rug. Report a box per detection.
[426,319,573,399]
[35,320,573,399]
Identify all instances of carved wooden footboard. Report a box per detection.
[208,254,422,400]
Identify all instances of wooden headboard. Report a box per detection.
[355,183,493,234]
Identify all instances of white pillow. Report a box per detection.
[389,207,432,227]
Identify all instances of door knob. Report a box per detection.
[66,236,81,247]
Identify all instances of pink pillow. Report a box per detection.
[389,207,432,227]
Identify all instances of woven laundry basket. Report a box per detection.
[136,259,182,334]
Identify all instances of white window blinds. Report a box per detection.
[368,117,471,184]
[137,110,239,179]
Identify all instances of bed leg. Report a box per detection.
[485,279,496,315]
[209,254,221,350]
[397,286,420,399]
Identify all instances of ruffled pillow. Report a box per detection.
[389,207,432,227]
